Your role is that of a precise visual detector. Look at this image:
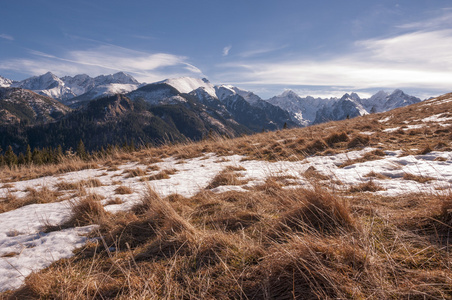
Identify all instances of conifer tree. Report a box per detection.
[18,153,25,165]
[32,148,43,165]
[25,145,32,164]
[4,145,18,167]
[56,145,64,162]
[76,140,88,160]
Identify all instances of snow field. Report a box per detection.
[0,148,451,291]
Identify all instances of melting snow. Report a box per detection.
[421,113,452,123]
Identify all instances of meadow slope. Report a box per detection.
[1,93,452,299]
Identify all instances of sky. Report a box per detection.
[1,0,451,99]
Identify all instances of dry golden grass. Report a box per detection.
[364,171,390,179]
[0,186,63,213]
[148,168,177,181]
[0,157,100,183]
[114,185,133,194]
[349,180,385,193]
[106,197,123,205]
[6,183,452,299]
[123,167,148,178]
[206,166,248,189]
[340,149,386,167]
[403,172,435,183]
[302,166,330,181]
[45,193,108,232]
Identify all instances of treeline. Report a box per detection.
[0,140,139,168]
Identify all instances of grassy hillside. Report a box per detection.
[1,93,451,299]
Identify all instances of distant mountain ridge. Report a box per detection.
[268,89,422,126]
[0,72,429,155]
[0,72,423,130]
[127,77,296,131]
[4,72,141,105]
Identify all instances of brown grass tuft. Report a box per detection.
[349,180,385,193]
[403,173,435,183]
[55,181,79,191]
[364,171,390,179]
[277,188,355,235]
[303,166,330,180]
[148,168,177,180]
[347,135,370,148]
[0,187,63,213]
[244,235,370,299]
[418,144,433,154]
[324,131,350,146]
[52,194,109,229]
[206,167,248,189]
[114,185,133,194]
[123,167,147,178]
[303,139,329,155]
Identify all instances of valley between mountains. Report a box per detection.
[0,87,451,298]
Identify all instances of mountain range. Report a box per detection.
[0,72,423,152]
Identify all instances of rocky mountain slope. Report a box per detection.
[0,87,71,126]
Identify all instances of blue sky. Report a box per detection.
[1,0,451,99]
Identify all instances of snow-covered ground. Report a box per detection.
[0,148,451,291]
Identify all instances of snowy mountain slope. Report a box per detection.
[216,85,262,105]
[213,86,295,131]
[8,72,141,105]
[314,93,367,124]
[160,77,217,98]
[11,72,76,101]
[267,90,337,126]
[60,72,139,96]
[126,83,183,105]
[214,85,295,127]
[0,76,13,88]
[65,83,142,107]
[361,89,421,113]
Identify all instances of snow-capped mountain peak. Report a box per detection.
[160,77,217,99]
[7,71,142,105]
[215,85,236,101]
[341,92,361,103]
[13,72,63,91]
[361,89,421,113]
[280,90,299,98]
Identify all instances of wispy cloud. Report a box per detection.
[0,34,14,41]
[0,44,203,82]
[216,14,452,94]
[222,45,232,56]
[237,45,288,58]
[397,8,452,30]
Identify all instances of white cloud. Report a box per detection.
[222,45,232,56]
[216,27,452,93]
[0,34,14,41]
[0,45,203,82]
